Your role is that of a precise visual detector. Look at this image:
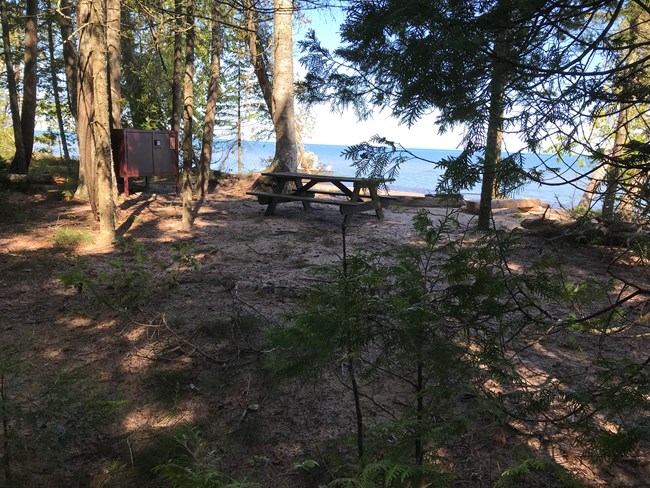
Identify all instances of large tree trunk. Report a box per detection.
[478,39,507,230]
[90,0,116,243]
[270,0,297,173]
[107,0,121,130]
[243,0,273,116]
[75,0,95,204]
[58,0,78,119]
[46,7,73,175]
[16,0,38,173]
[171,0,183,133]
[197,3,222,197]
[181,0,195,230]
[0,0,27,174]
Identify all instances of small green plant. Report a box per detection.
[152,426,261,488]
[58,237,151,309]
[52,227,94,248]
[163,240,202,287]
[494,457,581,487]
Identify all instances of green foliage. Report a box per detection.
[494,457,581,488]
[0,346,126,486]
[52,227,94,249]
[58,237,151,310]
[163,240,202,287]
[152,426,261,488]
[330,459,452,487]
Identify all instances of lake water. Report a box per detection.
[38,132,588,208]
[211,140,588,208]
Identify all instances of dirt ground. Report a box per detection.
[0,175,648,487]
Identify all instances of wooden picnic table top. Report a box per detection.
[260,171,395,185]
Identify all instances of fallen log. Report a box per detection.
[0,173,66,184]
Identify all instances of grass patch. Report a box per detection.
[53,227,94,249]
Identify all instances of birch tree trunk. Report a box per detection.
[90,0,116,244]
[197,3,222,197]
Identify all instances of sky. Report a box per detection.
[295,7,467,150]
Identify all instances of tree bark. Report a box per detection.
[107,0,121,130]
[478,40,507,230]
[58,0,78,119]
[602,105,628,221]
[171,0,183,133]
[75,0,96,205]
[46,8,73,175]
[270,0,297,173]
[578,163,608,210]
[182,0,195,230]
[243,0,273,116]
[15,0,38,173]
[197,3,222,197]
[0,0,27,174]
[89,0,116,243]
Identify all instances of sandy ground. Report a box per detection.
[0,174,647,487]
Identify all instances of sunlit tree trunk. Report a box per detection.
[578,164,608,210]
[270,0,297,172]
[107,0,121,130]
[182,0,195,230]
[90,0,116,243]
[0,0,27,174]
[197,3,222,197]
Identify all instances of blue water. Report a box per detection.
[210,140,588,208]
[37,131,587,208]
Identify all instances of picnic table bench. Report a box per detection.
[247,171,395,225]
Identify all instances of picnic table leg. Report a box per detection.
[368,184,385,220]
[293,177,311,211]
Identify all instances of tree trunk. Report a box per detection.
[15,0,38,173]
[46,9,73,175]
[478,44,506,230]
[58,0,78,119]
[75,0,96,205]
[170,0,183,133]
[578,163,608,210]
[197,3,222,197]
[90,0,116,244]
[181,0,195,230]
[602,106,628,221]
[107,0,121,130]
[0,0,27,174]
[270,0,297,173]
[243,0,273,116]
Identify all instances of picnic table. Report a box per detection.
[247,171,396,225]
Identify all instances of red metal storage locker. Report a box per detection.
[111,129,179,196]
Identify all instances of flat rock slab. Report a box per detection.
[393,195,464,208]
[465,198,545,214]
